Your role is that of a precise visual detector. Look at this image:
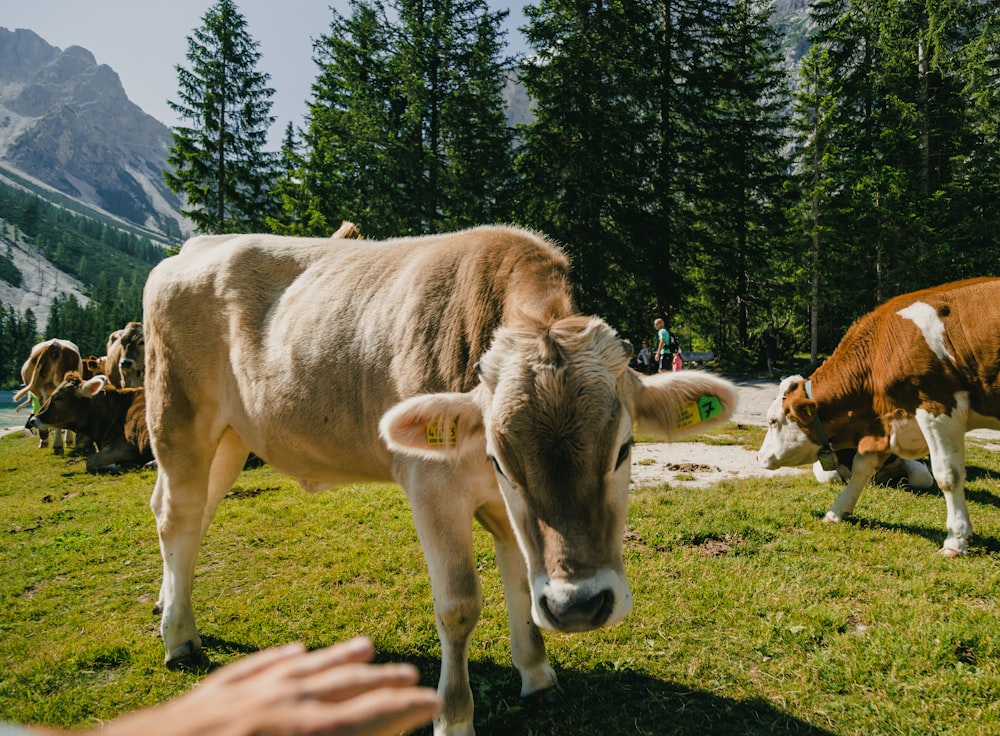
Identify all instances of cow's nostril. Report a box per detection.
[541,589,615,631]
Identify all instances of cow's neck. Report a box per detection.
[805,366,876,450]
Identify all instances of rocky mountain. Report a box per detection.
[0,27,184,239]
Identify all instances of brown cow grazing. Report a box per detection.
[105,322,145,388]
[28,372,152,474]
[13,338,83,454]
[757,277,1000,557]
[143,225,738,736]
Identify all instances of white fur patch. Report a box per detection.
[896,301,954,361]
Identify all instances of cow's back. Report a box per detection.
[818,277,1000,419]
[143,226,573,484]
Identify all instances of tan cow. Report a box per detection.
[757,277,1000,556]
[105,321,145,388]
[13,338,83,454]
[143,226,737,736]
[81,355,109,379]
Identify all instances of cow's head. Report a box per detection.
[380,316,736,634]
[119,322,145,387]
[756,374,824,469]
[31,373,108,432]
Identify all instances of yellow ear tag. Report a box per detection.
[426,420,458,447]
[676,395,724,429]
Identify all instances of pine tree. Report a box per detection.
[793,0,992,352]
[272,0,514,238]
[517,0,733,342]
[685,0,792,351]
[164,0,278,233]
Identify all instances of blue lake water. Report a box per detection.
[1,390,25,427]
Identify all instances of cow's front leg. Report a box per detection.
[825,451,883,522]
[477,503,558,699]
[150,464,211,665]
[917,409,971,556]
[406,485,481,736]
[51,428,66,455]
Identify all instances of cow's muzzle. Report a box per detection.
[540,588,615,632]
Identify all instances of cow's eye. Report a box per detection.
[615,439,633,471]
[489,455,507,480]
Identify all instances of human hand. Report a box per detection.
[104,637,440,736]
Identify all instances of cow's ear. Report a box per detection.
[787,396,816,425]
[80,375,108,398]
[380,391,485,460]
[630,371,736,440]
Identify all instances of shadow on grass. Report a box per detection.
[169,635,266,674]
[836,513,1000,554]
[374,651,838,736]
[184,636,837,734]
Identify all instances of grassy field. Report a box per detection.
[2,426,1000,735]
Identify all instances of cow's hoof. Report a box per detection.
[165,640,207,670]
[823,511,842,524]
[939,546,964,559]
[53,447,64,456]
[524,682,566,707]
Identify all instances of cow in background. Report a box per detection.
[330,220,363,239]
[81,355,108,379]
[14,338,83,454]
[758,277,1000,556]
[105,322,145,388]
[144,225,738,735]
[29,372,151,473]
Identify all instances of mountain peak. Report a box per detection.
[0,27,183,239]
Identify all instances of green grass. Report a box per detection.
[2,428,1000,735]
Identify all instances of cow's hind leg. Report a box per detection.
[477,503,559,700]
[916,408,971,556]
[200,428,251,536]
[150,438,217,666]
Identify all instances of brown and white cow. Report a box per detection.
[105,322,145,388]
[13,338,83,454]
[757,277,1000,556]
[28,372,152,473]
[143,225,737,736]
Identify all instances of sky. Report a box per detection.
[3,1,529,148]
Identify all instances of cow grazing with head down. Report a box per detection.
[105,322,145,388]
[757,277,1000,556]
[14,338,83,454]
[143,225,737,736]
[28,372,151,473]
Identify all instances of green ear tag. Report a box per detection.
[676,395,724,429]
[697,395,724,422]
